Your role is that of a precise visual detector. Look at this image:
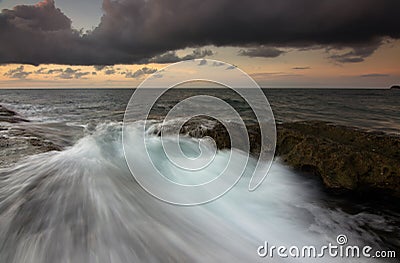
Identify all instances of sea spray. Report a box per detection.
[0,122,394,262]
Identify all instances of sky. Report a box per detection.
[0,0,399,88]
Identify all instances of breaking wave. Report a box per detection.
[0,122,395,262]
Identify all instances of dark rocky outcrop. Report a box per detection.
[0,105,29,123]
[2,103,399,198]
[180,119,262,156]
[0,105,61,167]
[183,119,400,198]
[0,127,62,168]
[390,85,400,90]
[275,121,400,198]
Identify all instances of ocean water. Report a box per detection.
[0,88,399,133]
[0,88,399,262]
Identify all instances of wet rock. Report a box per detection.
[0,105,29,123]
[390,85,400,90]
[0,105,69,167]
[0,128,62,168]
[176,117,263,155]
[185,119,400,198]
[275,121,400,198]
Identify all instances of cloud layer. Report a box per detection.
[238,47,285,58]
[3,65,92,79]
[1,0,399,65]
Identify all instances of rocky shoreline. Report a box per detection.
[0,105,62,167]
[276,121,400,198]
[180,119,400,199]
[0,105,30,123]
[2,104,400,198]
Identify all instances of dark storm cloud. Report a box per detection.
[34,67,48,74]
[226,65,237,70]
[26,65,89,78]
[46,69,64,74]
[292,67,311,70]
[58,67,90,79]
[326,40,383,63]
[0,0,80,65]
[125,67,157,78]
[146,52,180,64]
[212,62,225,67]
[1,0,400,65]
[198,59,207,66]
[104,68,116,75]
[58,68,78,79]
[238,47,286,58]
[74,71,90,78]
[251,72,302,79]
[94,65,107,71]
[147,49,213,64]
[4,66,31,79]
[360,73,390,77]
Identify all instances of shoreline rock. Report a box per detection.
[182,120,400,198]
[276,121,400,198]
[390,85,400,90]
[0,127,62,168]
[2,105,399,199]
[0,105,29,123]
[1,105,61,168]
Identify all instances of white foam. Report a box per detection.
[0,122,394,262]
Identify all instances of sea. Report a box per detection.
[0,88,399,262]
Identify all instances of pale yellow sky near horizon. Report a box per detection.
[1,41,399,89]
